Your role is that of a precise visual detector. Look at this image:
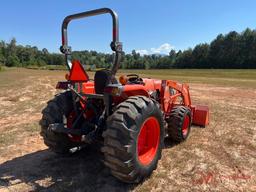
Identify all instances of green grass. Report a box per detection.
[118,69,256,88]
[1,67,256,88]
[0,131,17,147]
[0,65,6,72]
[119,69,256,79]
[26,65,68,70]
[0,123,39,148]
[24,122,40,133]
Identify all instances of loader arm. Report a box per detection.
[160,80,192,114]
[166,80,192,106]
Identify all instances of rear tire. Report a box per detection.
[102,96,164,183]
[167,106,191,142]
[40,91,77,154]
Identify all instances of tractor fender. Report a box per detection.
[121,84,149,98]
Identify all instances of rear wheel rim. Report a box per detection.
[137,117,160,166]
[182,115,190,137]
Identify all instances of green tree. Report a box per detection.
[0,41,5,65]
[6,55,20,67]
[175,49,193,68]
[208,34,225,68]
[192,44,209,68]
[1,28,256,69]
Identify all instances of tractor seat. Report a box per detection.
[94,69,112,94]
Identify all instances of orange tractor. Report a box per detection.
[40,8,209,183]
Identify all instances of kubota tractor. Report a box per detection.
[40,8,209,183]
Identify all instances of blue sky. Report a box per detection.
[0,0,256,54]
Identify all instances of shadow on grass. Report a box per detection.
[164,139,179,148]
[164,125,204,148]
[0,145,135,192]
[0,137,183,192]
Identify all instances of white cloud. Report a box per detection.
[135,43,174,55]
[135,49,149,55]
[150,43,174,54]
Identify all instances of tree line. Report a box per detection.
[0,28,256,69]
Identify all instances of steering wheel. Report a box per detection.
[127,74,139,82]
[126,74,144,84]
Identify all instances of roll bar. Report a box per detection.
[60,8,122,77]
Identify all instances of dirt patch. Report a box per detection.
[0,113,41,131]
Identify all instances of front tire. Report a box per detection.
[167,106,192,142]
[102,96,164,183]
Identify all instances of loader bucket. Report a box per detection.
[191,105,209,127]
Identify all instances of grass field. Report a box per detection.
[119,69,256,88]
[0,68,255,192]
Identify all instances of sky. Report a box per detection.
[0,0,256,54]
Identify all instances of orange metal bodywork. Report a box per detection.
[121,79,161,98]
[79,77,208,127]
[120,78,208,127]
[81,81,95,94]
[121,78,191,113]
[61,61,209,127]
